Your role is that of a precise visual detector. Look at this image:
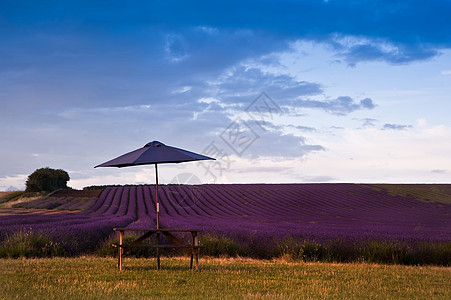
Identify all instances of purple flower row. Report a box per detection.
[1,184,450,256]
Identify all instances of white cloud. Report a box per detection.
[197,97,220,104]
[71,167,157,189]
[59,105,153,119]
[164,34,190,63]
[441,70,451,76]
[172,86,192,94]
[300,124,451,183]
[195,26,219,35]
[0,174,27,191]
[51,120,451,190]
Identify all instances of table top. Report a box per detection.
[113,228,202,232]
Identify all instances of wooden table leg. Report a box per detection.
[156,232,160,270]
[190,233,194,269]
[118,230,123,271]
[194,232,199,271]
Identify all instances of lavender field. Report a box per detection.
[1,184,450,264]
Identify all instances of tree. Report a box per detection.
[25,167,70,193]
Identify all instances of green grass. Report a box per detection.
[0,229,66,258]
[371,184,451,204]
[0,257,449,299]
[0,191,25,204]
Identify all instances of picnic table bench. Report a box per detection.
[112,228,204,271]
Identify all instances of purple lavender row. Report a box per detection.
[1,183,450,256]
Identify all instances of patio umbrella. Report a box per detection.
[95,141,215,228]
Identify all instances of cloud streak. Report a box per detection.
[294,97,375,115]
[383,124,413,130]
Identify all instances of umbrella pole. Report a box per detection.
[155,163,159,229]
[155,163,161,269]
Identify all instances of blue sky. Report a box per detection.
[1,0,451,190]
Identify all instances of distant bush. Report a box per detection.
[200,233,247,257]
[25,167,70,193]
[97,233,450,265]
[0,229,66,258]
[360,240,451,265]
[275,238,329,262]
[273,238,451,265]
[83,185,117,190]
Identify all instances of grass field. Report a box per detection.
[1,256,449,299]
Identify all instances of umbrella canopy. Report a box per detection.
[95,141,215,228]
[95,141,214,168]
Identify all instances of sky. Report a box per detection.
[1,0,451,190]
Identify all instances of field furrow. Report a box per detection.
[1,183,450,263]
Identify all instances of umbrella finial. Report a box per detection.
[145,141,165,147]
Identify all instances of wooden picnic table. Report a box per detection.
[113,228,204,271]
